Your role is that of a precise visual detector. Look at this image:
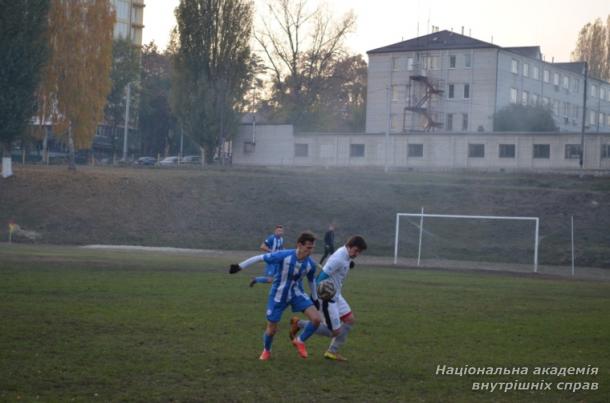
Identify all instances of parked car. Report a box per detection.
[180,155,201,165]
[159,156,179,166]
[135,156,156,166]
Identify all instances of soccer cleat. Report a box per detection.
[259,350,271,361]
[291,338,308,359]
[288,316,300,340]
[249,277,256,287]
[324,351,348,362]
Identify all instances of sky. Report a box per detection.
[142,0,609,62]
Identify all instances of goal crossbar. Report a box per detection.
[394,212,540,272]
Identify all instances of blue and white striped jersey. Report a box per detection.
[263,250,316,303]
[264,234,284,252]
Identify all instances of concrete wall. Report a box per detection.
[233,124,610,171]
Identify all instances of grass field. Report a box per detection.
[1,244,608,402]
[2,165,610,268]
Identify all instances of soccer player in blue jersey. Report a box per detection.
[290,235,367,362]
[249,225,285,287]
[229,231,321,361]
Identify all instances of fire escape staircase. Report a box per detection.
[404,75,444,130]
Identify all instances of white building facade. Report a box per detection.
[111,0,144,46]
[366,30,610,135]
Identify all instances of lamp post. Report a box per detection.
[122,82,132,162]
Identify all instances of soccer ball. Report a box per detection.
[317,279,336,301]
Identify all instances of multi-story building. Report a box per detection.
[366,30,610,134]
[111,0,145,46]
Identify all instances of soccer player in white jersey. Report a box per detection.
[230,231,321,361]
[250,225,284,287]
[290,235,367,361]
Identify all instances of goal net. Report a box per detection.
[394,210,540,272]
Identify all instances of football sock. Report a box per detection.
[328,323,352,353]
[263,332,273,351]
[298,320,332,337]
[298,322,318,342]
[314,323,333,337]
[255,276,269,284]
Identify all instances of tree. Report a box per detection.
[105,38,141,159]
[37,0,115,169]
[493,104,558,132]
[255,0,356,130]
[0,0,50,178]
[172,0,254,163]
[139,42,175,157]
[571,16,609,80]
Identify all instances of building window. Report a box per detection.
[563,76,569,90]
[391,114,401,131]
[464,53,472,68]
[446,113,453,131]
[601,87,606,101]
[533,65,539,80]
[531,93,539,106]
[589,110,596,125]
[533,144,550,159]
[426,55,440,70]
[522,90,529,105]
[523,63,529,77]
[511,59,519,74]
[449,55,456,68]
[463,83,470,99]
[552,100,560,116]
[565,144,582,159]
[543,69,550,83]
[553,72,559,87]
[115,22,129,38]
[591,84,597,98]
[114,0,130,20]
[601,144,610,158]
[407,57,415,71]
[461,113,468,131]
[448,84,455,99]
[294,143,309,157]
[600,112,605,126]
[392,57,401,71]
[563,102,569,118]
[392,85,400,102]
[510,88,518,104]
[407,144,424,157]
[499,144,515,158]
[468,144,485,158]
[350,144,365,157]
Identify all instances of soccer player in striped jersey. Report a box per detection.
[290,235,367,361]
[230,231,321,361]
[249,225,284,287]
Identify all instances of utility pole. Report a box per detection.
[579,62,588,169]
[122,82,131,162]
[385,85,391,173]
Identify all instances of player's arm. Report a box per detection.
[229,254,265,274]
[307,263,318,302]
[260,237,272,252]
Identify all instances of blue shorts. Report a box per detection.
[264,263,278,277]
[265,294,314,323]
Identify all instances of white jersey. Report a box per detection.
[321,246,351,296]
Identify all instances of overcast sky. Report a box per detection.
[142,0,609,62]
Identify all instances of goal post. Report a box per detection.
[394,211,540,272]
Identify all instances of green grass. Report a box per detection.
[1,244,609,402]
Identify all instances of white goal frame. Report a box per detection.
[394,209,540,272]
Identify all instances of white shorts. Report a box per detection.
[319,293,351,331]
